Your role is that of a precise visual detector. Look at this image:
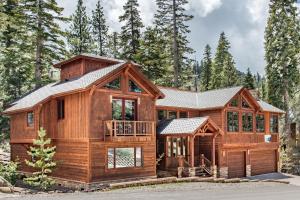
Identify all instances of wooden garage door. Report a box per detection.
[228,151,246,178]
[251,150,277,176]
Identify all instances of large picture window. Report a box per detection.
[112,98,136,120]
[227,112,239,132]
[107,147,142,169]
[242,112,253,132]
[270,115,279,133]
[27,112,34,127]
[256,114,265,132]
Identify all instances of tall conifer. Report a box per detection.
[200,44,213,91]
[243,68,255,89]
[221,54,239,87]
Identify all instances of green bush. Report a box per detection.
[0,161,19,185]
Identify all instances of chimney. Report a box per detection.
[249,89,260,100]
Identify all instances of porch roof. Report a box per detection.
[157,117,219,135]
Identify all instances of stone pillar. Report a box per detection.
[188,167,196,177]
[212,165,218,178]
[246,165,251,177]
[178,167,184,178]
[219,167,228,178]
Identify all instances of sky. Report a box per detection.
[58,0,300,75]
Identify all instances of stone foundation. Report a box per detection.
[246,165,251,177]
[219,167,228,178]
[212,165,217,178]
[177,167,196,177]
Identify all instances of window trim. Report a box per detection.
[242,112,253,132]
[106,147,143,170]
[256,113,265,133]
[167,137,188,158]
[26,111,34,128]
[227,111,239,132]
[112,97,138,121]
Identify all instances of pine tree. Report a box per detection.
[68,0,92,55]
[24,128,56,190]
[221,54,239,88]
[119,0,143,61]
[135,27,168,85]
[243,68,255,89]
[154,0,194,87]
[107,32,120,58]
[200,44,213,91]
[193,61,201,92]
[24,0,68,88]
[91,0,109,56]
[265,0,300,136]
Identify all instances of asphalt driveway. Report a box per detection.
[1,181,300,200]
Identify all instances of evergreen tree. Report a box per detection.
[68,0,92,55]
[154,0,194,87]
[24,128,56,190]
[135,27,168,85]
[119,0,143,61]
[221,54,239,87]
[107,32,120,58]
[193,61,201,92]
[24,0,68,88]
[243,68,255,89]
[264,0,300,135]
[91,0,109,56]
[200,44,213,91]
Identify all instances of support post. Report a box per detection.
[189,136,195,167]
[212,135,216,166]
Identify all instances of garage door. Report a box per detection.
[251,150,277,176]
[228,151,246,178]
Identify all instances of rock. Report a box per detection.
[0,187,13,193]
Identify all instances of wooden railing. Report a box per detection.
[199,154,212,175]
[105,120,155,139]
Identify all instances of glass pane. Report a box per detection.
[256,114,265,132]
[242,98,250,108]
[177,138,182,156]
[172,138,177,157]
[158,110,167,121]
[270,115,278,133]
[104,77,121,90]
[230,98,238,107]
[107,148,114,169]
[167,138,171,157]
[125,100,136,120]
[179,112,187,118]
[182,137,186,156]
[27,112,34,127]
[227,112,239,132]
[168,111,177,119]
[129,80,143,93]
[115,148,135,168]
[243,113,253,132]
[135,147,142,167]
[112,99,122,120]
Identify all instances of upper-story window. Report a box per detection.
[168,111,177,119]
[57,99,65,120]
[157,110,167,121]
[242,98,251,109]
[229,98,238,107]
[27,112,34,127]
[270,115,279,133]
[242,112,253,132]
[104,77,121,90]
[112,98,136,120]
[129,80,143,93]
[227,111,239,132]
[256,114,265,132]
[179,111,187,118]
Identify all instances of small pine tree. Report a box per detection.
[243,68,255,89]
[24,128,56,190]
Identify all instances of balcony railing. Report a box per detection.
[105,120,155,140]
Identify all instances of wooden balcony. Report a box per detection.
[105,120,156,141]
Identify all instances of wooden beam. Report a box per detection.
[212,135,216,166]
[189,135,195,167]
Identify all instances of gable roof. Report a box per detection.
[257,100,285,114]
[157,117,210,135]
[4,62,126,113]
[156,86,244,110]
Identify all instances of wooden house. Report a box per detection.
[3,54,285,184]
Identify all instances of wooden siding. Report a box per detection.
[60,59,83,80]
[199,109,222,128]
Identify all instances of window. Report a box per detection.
[168,111,177,119]
[112,98,136,120]
[230,98,238,107]
[242,98,251,108]
[157,110,167,121]
[27,112,34,127]
[242,112,253,132]
[270,115,279,133]
[107,147,142,169]
[227,112,239,132]
[104,77,121,90]
[167,137,187,157]
[57,99,65,120]
[179,112,187,118]
[129,80,143,93]
[256,114,265,132]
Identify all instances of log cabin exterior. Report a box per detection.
[3,54,285,184]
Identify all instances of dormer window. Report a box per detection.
[104,77,121,90]
[229,98,238,107]
[129,80,143,93]
[242,98,250,108]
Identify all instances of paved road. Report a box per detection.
[1,182,300,200]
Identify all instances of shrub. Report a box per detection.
[24,128,56,190]
[0,161,19,185]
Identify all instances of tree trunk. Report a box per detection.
[172,0,179,87]
[35,0,43,89]
[283,80,291,138]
